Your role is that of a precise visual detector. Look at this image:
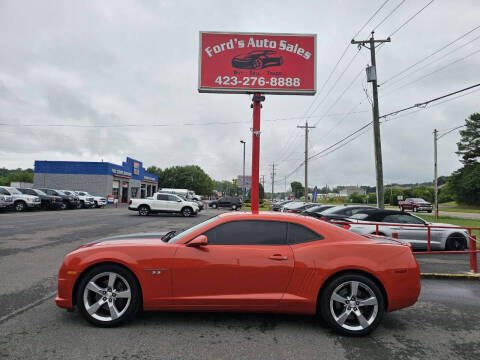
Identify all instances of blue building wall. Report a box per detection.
[34,157,158,183]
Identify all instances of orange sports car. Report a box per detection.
[56,212,420,336]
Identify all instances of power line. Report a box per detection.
[388,0,435,37]
[380,82,480,119]
[380,24,480,86]
[438,124,465,139]
[383,33,480,89]
[372,0,407,32]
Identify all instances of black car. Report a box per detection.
[317,205,376,222]
[301,205,336,218]
[232,50,283,70]
[210,197,242,210]
[38,188,78,210]
[18,188,63,209]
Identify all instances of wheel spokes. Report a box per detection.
[108,302,120,320]
[331,292,347,304]
[107,273,117,289]
[353,309,370,329]
[350,281,359,297]
[358,296,377,307]
[336,309,352,325]
[115,289,131,299]
[87,299,106,315]
[86,281,105,296]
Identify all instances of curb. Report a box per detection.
[421,272,480,280]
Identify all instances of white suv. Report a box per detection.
[128,192,199,216]
[0,186,41,212]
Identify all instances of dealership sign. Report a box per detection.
[199,32,316,95]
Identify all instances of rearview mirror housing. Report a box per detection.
[186,235,208,247]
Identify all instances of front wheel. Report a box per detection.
[60,202,68,210]
[413,207,417,212]
[211,203,217,209]
[182,207,192,217]
[399,206,404,212]
[14,201,26,212]
[76,264,140,327]
[232,204,237,210]
[320,273,385,336]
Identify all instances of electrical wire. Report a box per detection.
[372,0,407,32]
[388,0,435,37]
[380,24,480,86]
[380,82,480,119]
[438,125,466,139]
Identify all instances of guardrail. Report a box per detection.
[328,220,479,273]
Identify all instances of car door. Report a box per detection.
[388,214,430,249]
[167,194,182,211]
[154,194,170,211]
[172,219,294,308]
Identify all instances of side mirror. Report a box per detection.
[186,235,208,247]
[177,199,182,202]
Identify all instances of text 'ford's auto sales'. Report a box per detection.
[199,32,316,95]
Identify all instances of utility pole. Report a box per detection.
[297,121,315,202]
[284,176,287,200]
[433,129,439,220]
[240,140,246,201]
[270,163,276,201]
[351,32,390,209]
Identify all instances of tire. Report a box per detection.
[413,207,417,212]
[445,234,467,251]
[232,204,237,211]
[78,201,84,209]
[14,201,26,212]
[400,206,404,212]
[181,207,193,217]
[138,205,150,216]
[212,203,217,209]
[319,273,385,336]
[60,201,68,210]
[76,264,140,327]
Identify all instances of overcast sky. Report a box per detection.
[0,0,479,189]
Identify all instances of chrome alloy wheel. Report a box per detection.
[83,272,131,322]
[329,281,378,331]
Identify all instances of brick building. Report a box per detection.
[33,157,158,203]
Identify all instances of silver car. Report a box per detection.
[0,187,14,208]
[347,210,470,251]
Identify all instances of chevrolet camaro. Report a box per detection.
[231,50,283,70]
[56,212,421,336]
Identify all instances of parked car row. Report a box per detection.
[0,185,107,212]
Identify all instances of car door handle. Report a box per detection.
[269,254,288,261]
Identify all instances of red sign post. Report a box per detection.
[199,32,316,212]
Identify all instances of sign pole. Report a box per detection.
[251,93,264,214]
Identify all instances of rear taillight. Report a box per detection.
[321,217,326,221]
[342,224,351,230]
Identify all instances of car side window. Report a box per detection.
[157,194,168,200]
[25,189,35,195]
[401,215,426,225]
[287,223,323,244]
[204,220,287,245]
[168,195,178,202]
[382,215,404,223]
[0,188,9,195]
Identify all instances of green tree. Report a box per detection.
[456,113,480,165]
[147,165,214,195]
[290,181,304,199]
[0,168,34,186]
[349,192,366,204]
[448,165,480,205]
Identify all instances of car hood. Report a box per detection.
[78,232,171,249]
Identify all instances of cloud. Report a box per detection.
[0,0,479,189]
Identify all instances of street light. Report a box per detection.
[240,140,246,201]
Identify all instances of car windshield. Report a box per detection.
[35,189,47,196]
[305,205,329,213]
[319,206,346,215]
[168,216,219,244]
[8,187,22,195]
[56,190,67,196]
[413,198,427,203]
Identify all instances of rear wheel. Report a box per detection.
[232,204,237,210]
[320,273,385,336]
[445,234,467,251]
[413,206,418,212]
[76,264,140,327]
[138,205,150,216]
[399,206,404,212]
[212,203,217,209]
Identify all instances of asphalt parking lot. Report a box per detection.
[1,207,479,359]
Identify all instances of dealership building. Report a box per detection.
[33,157,158,202]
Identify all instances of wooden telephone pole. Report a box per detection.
[297,122,315,202]
[351,32,390,209]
